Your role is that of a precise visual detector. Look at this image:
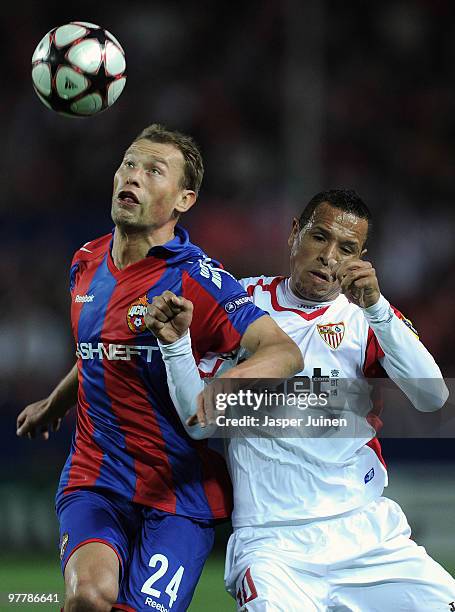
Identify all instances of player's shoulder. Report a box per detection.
[71,233,112,265]
[388,303,419,336]
[183,255,241,292]
[238,275,284,294]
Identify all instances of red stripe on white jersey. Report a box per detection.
[247,277,330,320]
[363,325,389,471]
[198,357,225,378]
[366,437,387,469]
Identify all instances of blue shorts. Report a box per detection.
[57,489,215,612]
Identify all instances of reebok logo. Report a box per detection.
[75,294,95,303]
[144,598,169,611]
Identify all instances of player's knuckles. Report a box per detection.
[155,296,175,313]
[180,296,193,309]
[337,261,354,275]
[148,320,163,332]
[152,299,175,317]
[183,301,194,315]
[160,290,176,300]
[348,269,370,283]
[147,305,167,322]
[146,303,158,317]
[353,279,368,288]
[338,270,354,285]
[342,261,368,276]
[340,277,352,291]
[150,296,167,311]
[144,313,159,329]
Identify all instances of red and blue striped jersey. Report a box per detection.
[57,226,266,520]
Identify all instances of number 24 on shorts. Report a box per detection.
[141,553,184,609]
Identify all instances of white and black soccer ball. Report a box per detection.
[31,21,126,117]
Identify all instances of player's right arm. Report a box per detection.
[334,258,448,412]
[145,292,223,439]
[146,290,302,437]
[16,364,78,440]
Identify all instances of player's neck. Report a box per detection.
[112,225,175,270]
[285,277,339,306]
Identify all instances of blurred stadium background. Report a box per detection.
[1,1,454,610]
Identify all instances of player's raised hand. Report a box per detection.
[16,399,63,441]
[330,258,380,308]
[145,290,194,344]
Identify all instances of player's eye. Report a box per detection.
[147,167,161,176]
[312,234,325,242]
[341,247,353,254]
[124,160,135,168]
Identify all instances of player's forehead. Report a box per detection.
[124,139,184,170]
[304,202,368,244]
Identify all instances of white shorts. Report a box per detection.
[224,497,455,611]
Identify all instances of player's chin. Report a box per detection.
[305,282,336,301]
[111,203,140,226]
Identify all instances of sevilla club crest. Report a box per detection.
[317,322,345,349]
[127,295,148,333]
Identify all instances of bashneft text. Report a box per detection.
[76,342,159,362]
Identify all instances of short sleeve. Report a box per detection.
[182,260,267,363]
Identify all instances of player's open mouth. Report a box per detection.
[118,190,140,205]
[309,270,330,282]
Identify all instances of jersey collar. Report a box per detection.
[146,224,191,257]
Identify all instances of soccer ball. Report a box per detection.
[31,21,126,117]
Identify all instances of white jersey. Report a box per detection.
[222,276,384,526]
[160,275,447,529]
[214,275,445,528]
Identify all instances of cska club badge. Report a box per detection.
[317,322,345,349]
[127,295,149,333]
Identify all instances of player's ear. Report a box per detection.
[288,218,300,247]
[175,190,197,215]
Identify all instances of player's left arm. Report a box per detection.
[221,314,303,379]
[336,259,449,412]
[146,291,303,436]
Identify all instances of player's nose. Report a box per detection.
[124,174,140,189]
[318,243,337,266]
